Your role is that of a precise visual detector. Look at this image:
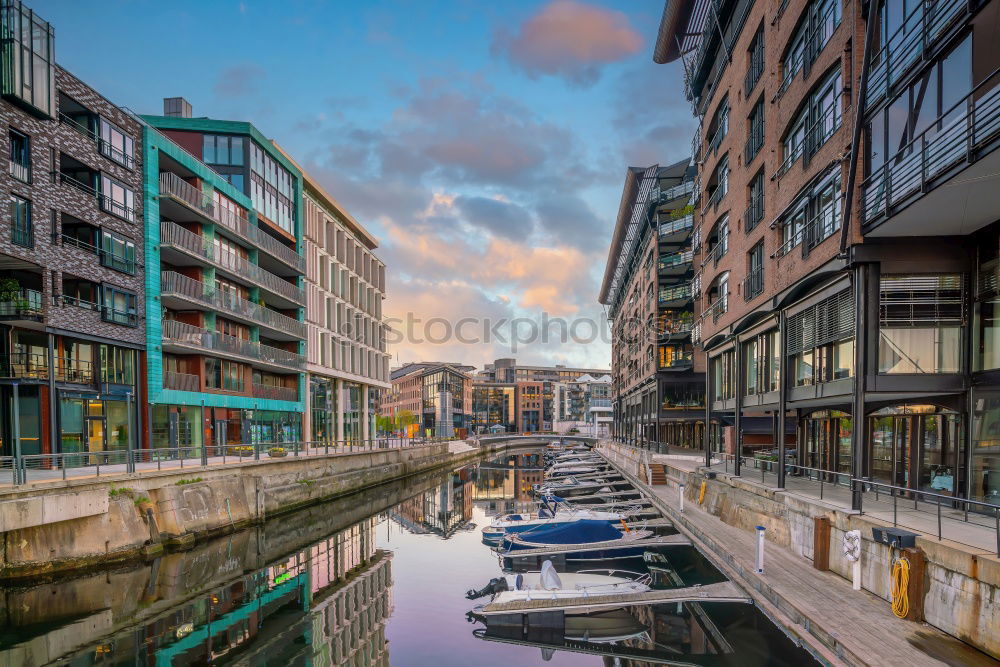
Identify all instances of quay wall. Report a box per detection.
[0,439,523,581]
[600,443,1000,660]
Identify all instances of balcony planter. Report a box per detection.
[268,447,288,458]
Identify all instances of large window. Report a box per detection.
[779,169,841,256]
[0,2,55,117]
[745,169,764,232]
[98,118,134,169]
[10,194,31,248]
[203,134,245,166]
[206,358,246,392]
[878,274,963,373]
[745,98,764,163]
[250,142,295,234]
[781,68,842,175]
[745,241,764,301]
[780,0,842,94]
[787,289,855,386]
[99,173,135,222]
[711,350,736,401]
[100,230,136,274]
[743,329,779,396]
[101,285,137,327]
[745,24,764,96]
[101,345,134,385]
[8,128,29,182]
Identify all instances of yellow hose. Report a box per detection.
[891,556,910,619]
[698,481,707,504]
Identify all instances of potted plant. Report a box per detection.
[268,446,287,458]
[228,445,254,457]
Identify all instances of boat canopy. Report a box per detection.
[539,560,562,590]
[520,519,622,544]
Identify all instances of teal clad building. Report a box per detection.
[141,99,307,448]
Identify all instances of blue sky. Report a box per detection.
[38,0,695,369]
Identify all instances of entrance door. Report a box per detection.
[893,416,911,488]
[214,420,228,457]
[870,416,895,484]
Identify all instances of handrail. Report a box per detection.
[701,293,728,322]
[658,285,693,303]
[658,250,694,270]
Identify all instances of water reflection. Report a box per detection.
[0,449,815,666]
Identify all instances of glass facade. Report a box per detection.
[249,142,295,234]
[868,405,962,495]
[0,0,55,117]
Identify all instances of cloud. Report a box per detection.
[454,195,534,240]
[214,64,266,97]
[492,0,643,85]
[612,63,698,166]
[535,194,605,250]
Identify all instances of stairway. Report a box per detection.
[650,464,667,486]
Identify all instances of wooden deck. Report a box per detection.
[504,533,689,558]
[478,580,748,615]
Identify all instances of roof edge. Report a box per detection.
[653,0,696,64]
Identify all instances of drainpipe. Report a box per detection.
[838,0,878,256]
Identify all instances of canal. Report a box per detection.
[0,447,816,665]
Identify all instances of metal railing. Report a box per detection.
[658,213,694,237]
[865,0,966,110]
[56,172,136,222]
[11,220,33,248]
[159,171,214,217]
[650,180,695,206]
[743,266,764,301]
[658,285,693,304]
[102,306,138,327]
[98,138,135,170]
[704,182,727,212]
[745,118,764,163]
[744,193,763,232]
[775,0,841,100]
[4,437,456,485]
[862,68,1000,225]
[0,288,43,318]
[745,40,764,97]
[251,383,298,402]
[163,370,199,392]
[701,237,728,267]
[774,103,841,180]
[701,293,728,322]
[160,271,307,339]
[657,250,694,271]
[774,197,841,258]
[162,320,305,368]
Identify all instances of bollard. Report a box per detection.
[843,529,862,591]
[679,483,685,512]
[755,526,766,574]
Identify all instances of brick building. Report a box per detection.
[0,1,146,460]
[383,362,473,437]
[654,0,1000,507]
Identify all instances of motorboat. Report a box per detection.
[501,519,654,560]
[545,464,609,479]
[534,477,630,497]
[467,560,650,604]
[565,608,649,643]
[481,506,628,544]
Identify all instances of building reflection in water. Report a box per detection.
[42,517,393,666]
[389,472,474,538]
[468,451,545,517]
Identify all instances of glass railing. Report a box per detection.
[658,285,693,303]
[658,250,694,271]
[862,69,1000,225]
[160,271,307,339]
[252,383,298,402]
[650,180,694,206]
[0,288,42,318]
[163,370,199,392]
[658,213,694,237]
[866,0,966,110]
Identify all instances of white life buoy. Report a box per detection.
[843,529,861,562]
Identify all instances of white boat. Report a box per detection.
[472,561,650,608]
[565,608,649,643]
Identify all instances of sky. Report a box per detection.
[37,0,696,371]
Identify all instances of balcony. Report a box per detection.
[702,293,728,323]
[658,250,694,276]
[649,180,694,208]
[0,288,43,322]
[252,383,298,402]
[0,352,97,384]
[865,0,967,111]
[702,239,728,268]
[658,285,693,307]
[658,213,694,242]
[861,72,1000,236]
[161,319,305,371]
[160,221,304,306]
[159,172,305,275]
[743,267,764,302]
[59,110,135,170]
[159,271,307,341]
[163,370,199,392]
[56,169,136,223]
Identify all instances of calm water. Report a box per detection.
[0,449,816,666]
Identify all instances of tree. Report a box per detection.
[397,409,417,428]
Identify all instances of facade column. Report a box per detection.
[704,354,713,467]
[851,264,870,510]
[335,377,345,443]
[47,332,56,455]
[361,384,370,441]
[734,336,743,476]
[777,312,788,489]
[303,373,312,444]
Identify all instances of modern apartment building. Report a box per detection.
[480,357,611,384]
[141,101,306,448]
[600,160,705,449]
[0,1,146,460]
[285,152,389,445]
[553,373,613,436]
[655,0,1000,507]
[383,362,473,437]
[470,381,517,433]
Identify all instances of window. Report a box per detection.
[1,3,55,117]
[10,194,32,248]
[203,134,245,166]
[99,173,135,221]
[659,344,693,369]
[706,97,729,156]
[744,329,781,395]
[787,289,855,385]
[249,143,295,234]
[101,285,137,327]
[98,118,134,169]
[745,241,764,301]
[99,231,136,274]
[878,274,962,373]
[206,358,246,392]
[706,154,729,210]
[705,272,729,322]
[706,215,729,265]
[711,350,736,401]
[778,169,841,256]
[9,129,29,182]
[101,345,134,385]
[745,170,764,232]
[781,68,842,175]
[780,0,842,94]
[745,98,764,163]
[745,25,764,96]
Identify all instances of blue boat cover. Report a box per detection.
[519,519,622,544]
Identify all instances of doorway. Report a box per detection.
[867,405,961,496]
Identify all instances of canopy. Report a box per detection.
[519,519,622,545]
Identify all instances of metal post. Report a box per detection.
[755,526,765,574]
[201,400,208,467]
[679,483,685,512]
[734,336,743,478]
[851,264,869,510]
[12,383,22,484]
[777,312,787,489]
[126,391,135,473]
[704,355,713,467]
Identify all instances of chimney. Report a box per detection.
[163,97,192,118]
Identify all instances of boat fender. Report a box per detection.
[465,576,510,600]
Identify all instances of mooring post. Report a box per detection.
[756,526,766,574]
[679,483,685,512]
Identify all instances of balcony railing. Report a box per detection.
[0,289,43,319]
[160,271,307,339]
[745,43,764,97]
[57,172,136,222]
[865,0,966,110]
[163,370,199,392]
[161,172,306,273]
[9,159,29,183]
[162,319,305,368]
[649,180,695,207]
[743,267,764,302]
[658,213,694,237]
[704,183,727,212]
[774,103,841,180]
[252,383,298,402]
[702,238,728,268]
[102,306,138,327]
[745,121,764,163]
[160,221,305,304]
[862,69,1000,226]
[702,293,728,323]
[0,353,94,383]
[658,285,693,304]
[658,250,694,271]
[744,194,764,232]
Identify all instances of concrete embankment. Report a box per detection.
[599,442,1000,664]
[0,439,526,581]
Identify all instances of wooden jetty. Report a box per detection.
[477,580,749,615]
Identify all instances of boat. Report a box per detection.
[565,608,649,643]
[467,560,650,605]
[533,477,630,497]
[501,519,654,560]
[481,506,628,544]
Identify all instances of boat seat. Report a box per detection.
[539,560,563,590]
[514,574,524,590]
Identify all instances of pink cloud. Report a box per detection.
[492,0,643,85]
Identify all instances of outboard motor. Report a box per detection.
[466,576,510,600]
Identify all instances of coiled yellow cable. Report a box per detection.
[891,556,910,619]
[698,481,707,504]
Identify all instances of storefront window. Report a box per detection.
[60,398,85,453]
[105,400,130,451]
[868,404,962,495]
[150,404,203,450]
[878,274,963,374]
[971,395,1000,506]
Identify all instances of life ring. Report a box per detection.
[842,530,861,562]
